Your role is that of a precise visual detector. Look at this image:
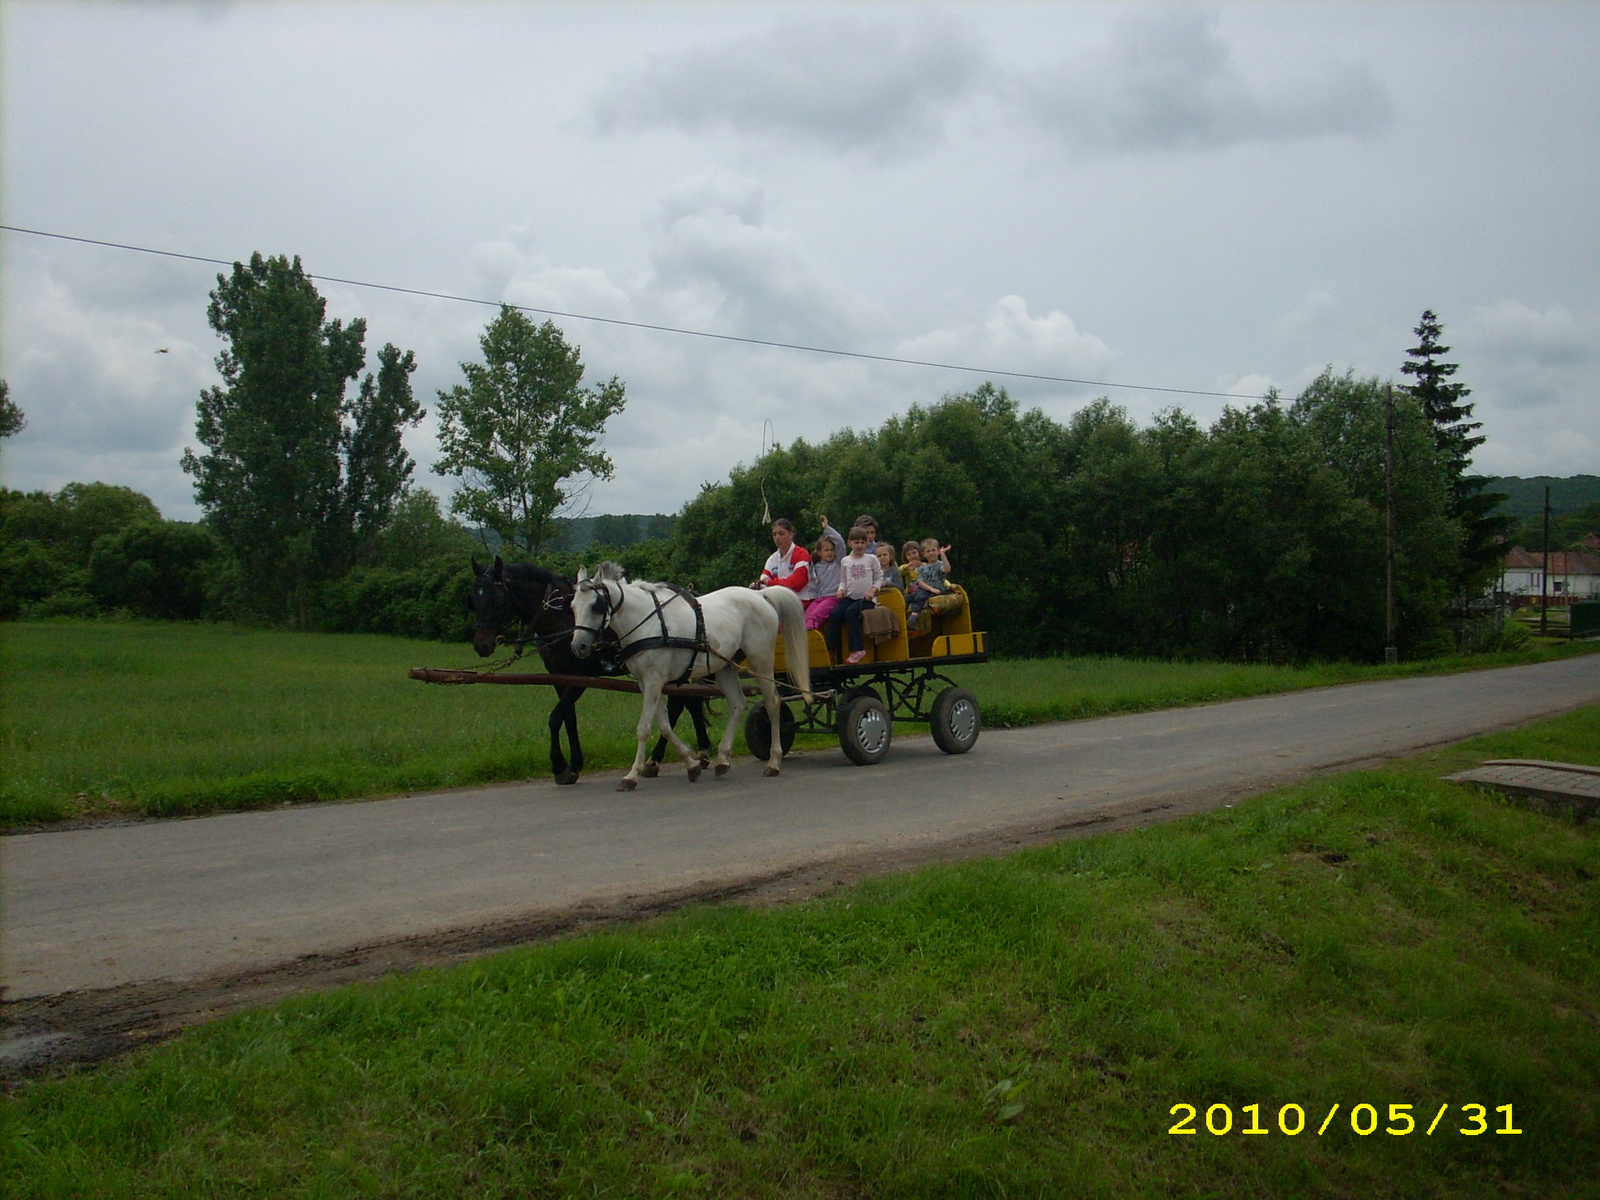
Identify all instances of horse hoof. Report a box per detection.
[556,770,579,786]
[687,765,703,783]
[714,762,730,777]
[763,766,780,777]
[698,755,710,770]
[616,778,637,792]
[640,761,660,779]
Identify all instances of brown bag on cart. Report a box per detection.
[861,604,901,644]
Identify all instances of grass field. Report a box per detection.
[4,706,1597,1197]
[2,619,1595,828]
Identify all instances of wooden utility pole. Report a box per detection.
[1384,385,1398,664]
[1540,485,1551,637]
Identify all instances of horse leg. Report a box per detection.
[645,695,682,778]
[620,680,662,791]
[562,687,584,785]
[651,693,702,782]
[687,697,712,769]
[756,676,783,776]
[547,687,572,784]
[712,665,746,776]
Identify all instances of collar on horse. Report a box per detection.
[580,579,711,687]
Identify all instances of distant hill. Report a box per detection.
[549,514,676,552]
[1488,475,1600,521]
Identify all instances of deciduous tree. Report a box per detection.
[0,380,24,439]
[434,307,626,558]
[181,253,422,622]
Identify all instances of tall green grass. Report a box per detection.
[4,708,1597,1198]
[0,621,650,827]
[2,620,1593,828]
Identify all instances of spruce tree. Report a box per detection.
[1400,310,1510,591]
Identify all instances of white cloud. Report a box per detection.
[0,262,214,515]
[897,295,1115,381]
[1015,7,1392,155]
[1459,300,1600,476]
[589,14,991,159]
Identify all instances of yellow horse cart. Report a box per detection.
[750,584,986,765]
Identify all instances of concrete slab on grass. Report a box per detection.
[1447,759,1600,820]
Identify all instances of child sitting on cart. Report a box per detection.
[900,541,923,589]
[826,525,883,665]
[907,538,952,633]
[802,516,848,630]
[875,542,904,593]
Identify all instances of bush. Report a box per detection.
[88,521,218,619]
[1498,617,1534,651]
[314,561,473,642]
[0,538,86,618]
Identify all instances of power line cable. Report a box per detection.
[1,223,1265,400]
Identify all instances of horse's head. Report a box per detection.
[570,564,619,660]
[468,555,514,658]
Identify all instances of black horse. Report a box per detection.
[468,557,711,784]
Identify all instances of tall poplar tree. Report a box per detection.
[434,307,626,558]
[181,253,423,622]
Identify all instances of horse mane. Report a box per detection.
[595,561,628,583]
[502,561,568,592]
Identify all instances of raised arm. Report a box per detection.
[820,516,847,559]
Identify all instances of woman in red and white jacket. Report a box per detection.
[757,518,811,598]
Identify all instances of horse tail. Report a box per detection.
[760,586,814,704]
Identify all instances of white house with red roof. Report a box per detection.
[1500,547,1600,603]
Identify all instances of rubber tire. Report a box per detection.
[744,703,798,762]
[838,694,893,766]
[929,686,981,754]
[833,686,879,736]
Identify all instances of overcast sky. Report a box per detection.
[3,2,1597,522]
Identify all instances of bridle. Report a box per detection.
[477,572,582,656]
[571,576,620,642]
[574,575,712,686]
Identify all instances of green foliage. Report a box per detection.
[1490,474,1600,522]
[0,378,24,438]
[343,342,425,561]
[181,253,423,624]
[675,376,1465,660]
[556,511,677,551]
[1496,618,1533,651]
[313,561,473,642]
[5,707,1598,1196]
[0,483,165,618]
[364,488,481,570]
[87,521,219,619]
[1401,310,1512,589]
[434,307,627,558]
[1504,496,1600,551]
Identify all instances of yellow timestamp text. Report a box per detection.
[1167,1102,1522,1137]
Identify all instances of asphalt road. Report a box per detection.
[6,654,1599,1005]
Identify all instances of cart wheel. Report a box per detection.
[838,694,892,765]
[834,686,878,736]
[930,686,980,754]
[744,702,797,762]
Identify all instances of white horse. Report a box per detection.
[570,563,813,790]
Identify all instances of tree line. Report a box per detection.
[1,263,1522,661]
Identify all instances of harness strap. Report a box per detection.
[602,580,714,687]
